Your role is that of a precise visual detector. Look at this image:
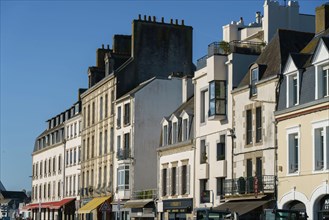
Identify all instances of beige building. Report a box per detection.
[275,5,329,219]
[228,28,313,219]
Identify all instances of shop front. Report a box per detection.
[318,195,329,220]
[162,198,193,220]
[78,196,112,220]
[123,199,155,220]
[24,198,76,220]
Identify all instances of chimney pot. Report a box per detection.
[107,44,109,49]
[161,17,164,23]
[181,20,185,25]
[148,16,151,21]
[170,18,173,24]
[144,15,146,21]
[175,19,178,25]
[138,14,141,20]
[102,44,104,49]
[153,16,156,22]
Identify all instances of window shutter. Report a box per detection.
[177,166,180,195]
[167,168,170,196]
[186,165,190,194]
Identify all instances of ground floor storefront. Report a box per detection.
[278,183,329,220]
[78,196,112,220]
[157,198,193,220]
[25,198,76,220]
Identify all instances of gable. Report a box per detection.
[312,39,329,65]
[283,55,298,75]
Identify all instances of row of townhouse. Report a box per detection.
[26,1,328,220]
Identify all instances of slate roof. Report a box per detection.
[238,29,314,87]
[169,95,194,118]
[290,53,313,69]
[0,191,27,200]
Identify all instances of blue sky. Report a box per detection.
[0,0,325,191]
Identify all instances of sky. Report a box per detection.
[0,0,325,191]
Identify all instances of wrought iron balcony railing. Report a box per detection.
[132,189,157,200]
[224,175,275,195]
[117,148,130,160]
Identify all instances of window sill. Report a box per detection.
[286,171,300,176]
[208,115,226,121]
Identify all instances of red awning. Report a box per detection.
[23,198,75,210]
[50,198,75,209]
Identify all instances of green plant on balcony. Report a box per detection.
[219,41,230,54]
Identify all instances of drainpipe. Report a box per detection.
[62,138,66,220]
[228,128,236,194]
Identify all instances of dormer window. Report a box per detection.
[209,80,226,117]
[172,122,178,144]
[317,65,329,99]
[163,125,168,146]
[250,68,259,96]
[182,118,188,141]
[286,73,299,107]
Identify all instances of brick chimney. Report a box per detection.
[315,3,329,34]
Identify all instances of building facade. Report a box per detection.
[29,101,82,220]
[276,6,329,218]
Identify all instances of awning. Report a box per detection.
[215,200,270,216]
[50,198,75,209]
[123,199,154,208]
[23,198,76,210]
[78,196,111,214]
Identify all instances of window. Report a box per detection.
[209,81,226,116]
[71,124,73,137]
[171,167,177,195]
[322,67,329,97]
[44,160,47,176]
[246,159,252,178]
[163,125,168,146]
[91,136,95,158]
[110,127,114,152]
[105,94,108,118]
[83,107,86,129]
[110,90,114,115]
[78,147,81,163]
[246,109,252,144]
[217,135,226,161]
[91,169,94,186]
[316,66,329,99]
[216,177,225,197]
[251,68,258,96]
[58,155,62,172]
[288,132,299,173]
[98,167,102,187]
[57,181,61,197]
[74,148,77,164]
[99,132,103,156]
[256,107,262,143]
[256,157,262,177]
[200,179,208,203]
[181,165,188,195]
[124,103,130,125]
[74,122,77,136]
[117,165,129,190]
[172,122,178,144]
[92,102,95,124]
[73,175,76,195]
[104,130,108,154]
[117,106,121,127]
[200,90,207,123]
[162,168,167,196]
[40,161,43,177]
[66,151,69,165]
[182,119,188,141]
[53,157,56,173]
[100,96,103,120]
[287,73,299,107]
[70,149,73,165]
[48,158,51,174]
[117,135,121,158]
[313,121,329,171]
[200,140,207,164]
[103,166,107,187]
[87,104,90,126]
[124,133,130,159]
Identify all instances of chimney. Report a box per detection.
[256,11,262,24]
[315,3,329,34]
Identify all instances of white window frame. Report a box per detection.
[286,126,300,176]
[315,64,329,99]
[286,71,300,108]
[312,119,329,172]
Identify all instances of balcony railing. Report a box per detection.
[224,175,275,195]
[196,40,265,70]
[117,148,130,160]
[132,189,157,200]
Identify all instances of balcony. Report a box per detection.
[224,175,275,197]
[196,40,265,70]
[117,148,130,160]
[132,189,157,200]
